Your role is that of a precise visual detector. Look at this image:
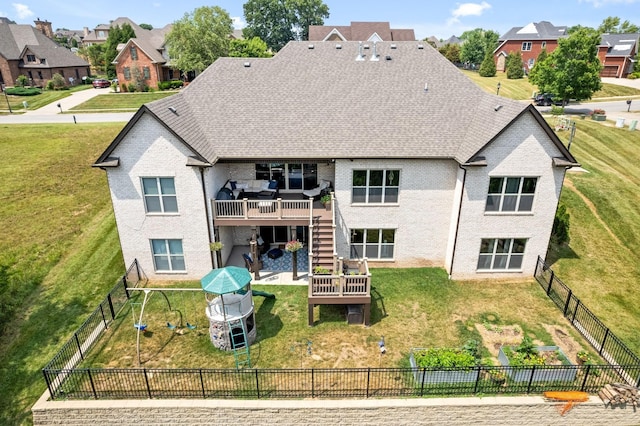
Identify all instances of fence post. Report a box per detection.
[74,333,84,360]
[366,367,371,398]
[135,258,141,282]
[199,369,205,398]
[580,364,591,391]
[571,298,579,324]
[107,293,116,321]
[88,369,97,399]
[144,368,152,398]
[599,329,610,356]
[534,256,540,278]
[547,271,554,295]
[473,366,481,394]
[123,276,130,299]
[420,368,426,397]
[527,365,536,393]
[100,304,107,329]
[43,369,54,400]
[563,289,572,316]
[255,369,260,399]
[311,369,315,398]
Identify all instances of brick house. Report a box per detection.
[0,18,89,88]
[309,21,415,42]
[598,33,639,78]
[95,40,577,283]
[493,21,568,73]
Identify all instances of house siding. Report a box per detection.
[451,113,566,279]
[106,114,213,280]
[334,158,458,267]
[116,45,160,90]
[495,40,558,72]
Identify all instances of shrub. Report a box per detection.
[16,75,28,87]
[5,87,42,96]
[478,52,496,77]
[50,73,67,90]
[506,51,524,79]
[550,105,564,115]
[552,203,570,245]
[413,347,477,368]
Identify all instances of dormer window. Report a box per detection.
[26,54,36,62]
[130,46,138,60]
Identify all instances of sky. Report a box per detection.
[1,0,639,39]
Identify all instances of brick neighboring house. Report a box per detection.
[95,41,578,289]
[598,33,639,78]
[0,17,90,88]
[309,21,415,41]
[494,21,568,73]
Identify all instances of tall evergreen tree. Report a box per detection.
[506,51,524,79]
[478,51,496,77]
[103,23,136,79]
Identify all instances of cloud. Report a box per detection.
[580,0,638,6]
[232,16,246,29]
[448,2,491,25]
[12,3,34,19]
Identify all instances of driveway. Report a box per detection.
[602,77,640,90]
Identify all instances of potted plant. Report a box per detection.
[313,266,330,275]
[285,240,303,280]
[591,108,606,121]
[320,194,331,210]
[209,241,224,252]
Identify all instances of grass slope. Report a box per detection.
[548,118,640,354]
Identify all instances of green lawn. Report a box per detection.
[69,91,176,112]
[461,70,640,100]
[0,85,92,113]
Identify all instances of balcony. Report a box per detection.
[212,198,313,226]
[308,259,371,303]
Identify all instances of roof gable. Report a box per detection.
[500,21,568,41]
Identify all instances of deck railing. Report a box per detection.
[213,198,311,221]
[310,258,371,297]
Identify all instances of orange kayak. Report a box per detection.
[544,391,589,401]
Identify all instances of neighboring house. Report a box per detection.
[309,21,415,41]
[0,18,90,87]
[442,35,463,46]
[112,24,178,90]
[95,39,577,322]
[494,21,568,73]
[598,33,639,78]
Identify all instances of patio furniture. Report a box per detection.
[302,180,331,199]
[267,248,284,260]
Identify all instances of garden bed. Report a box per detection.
[409,347,480,384]
[498,345,577,383]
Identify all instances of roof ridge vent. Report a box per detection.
[356,41,365,61]
[370,42,379,61]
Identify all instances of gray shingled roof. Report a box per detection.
[600,33,640,57]
[0,21,88,66]
[499,21,568,41]
[101,41,574,166]
[309,22,415,41]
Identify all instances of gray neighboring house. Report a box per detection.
[599,33,639,78]
[95,41,578,287]
[0,18,90,87]
[309,21,415,42]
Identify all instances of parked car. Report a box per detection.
[92,79,111,89]
[534,93,568,106]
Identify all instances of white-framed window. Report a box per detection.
[143,67,150,80]
[528,58,535,68]
[541,41,547,49]
[130,46,138,60]
[486,177,537,212]
[142,177,178,213]
[124,67,131,80]
[151,239,185,271]
[352,169,399,203]
[521,42,532,51]
[477,238,526,271]
[350,228,395,259]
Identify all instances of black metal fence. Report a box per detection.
[42,258,640,400]
[43,364,640,400]
[42,260,145,398]
[534,256,640,386]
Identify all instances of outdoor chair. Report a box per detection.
[303,180,331,199]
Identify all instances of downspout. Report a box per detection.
[199,167,216,269]
[448,164,468,279]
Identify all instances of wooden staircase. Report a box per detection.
[310,205,335,272]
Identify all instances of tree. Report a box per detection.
[166,6,233,76]
[460,28,499,66]
[139,23,153,30]
[529,28,602,103]
[478,51,496,77]
[438,43,460,64]
[243,0,330,52]
[506,51,524,79]
[80,43,106,74]
[103,23,136,79]
[229,37,273,58]
[597,16,639,34]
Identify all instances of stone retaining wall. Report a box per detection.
[32,392,640,425]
